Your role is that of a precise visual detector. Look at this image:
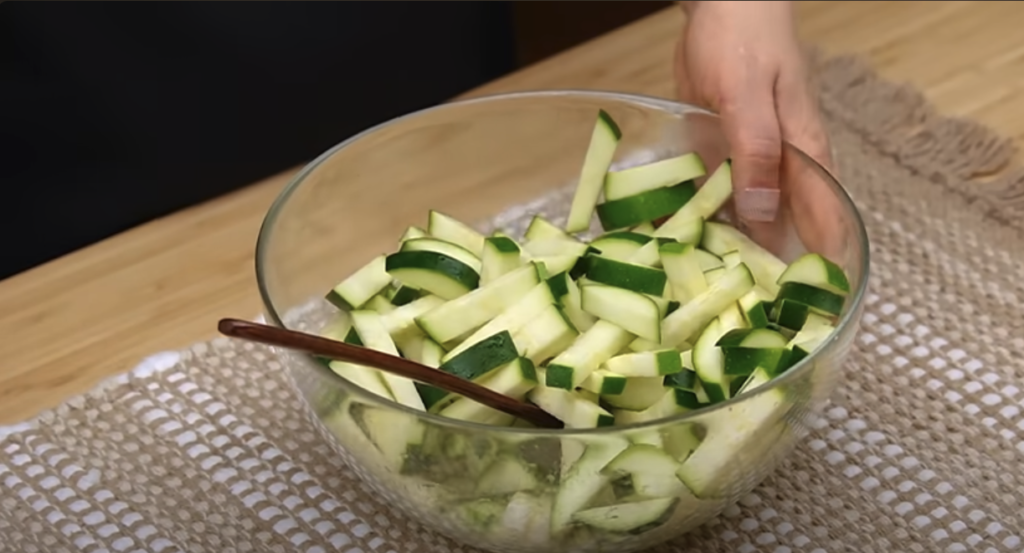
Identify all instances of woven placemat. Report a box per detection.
[4,52,1024,553]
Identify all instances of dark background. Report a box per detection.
[512,2,671,66]
[0,1,670,281]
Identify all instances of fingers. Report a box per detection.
[719,79,784,224]
[774,66,848,261]
[774,64,834,173]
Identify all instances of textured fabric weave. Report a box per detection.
[3,54,1024,553]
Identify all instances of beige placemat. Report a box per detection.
[4,53,1024,553]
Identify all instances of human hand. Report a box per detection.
[674,0,846,260]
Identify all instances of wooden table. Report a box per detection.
[3,1,1023,424]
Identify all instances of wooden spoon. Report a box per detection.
[217,318,563,429]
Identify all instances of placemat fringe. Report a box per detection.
[812,50,1024,229]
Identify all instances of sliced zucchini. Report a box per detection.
[738,286,774,328]
[523,237,590,260]
[524,215,574,243]
[690,318,730,403]
[702,266,726,285]
[603,152,707,201]
[601,443,686,498]
[427,210,486,255]
[668,387,703,410]
[379,294,446,340]
[663,366,698,391]
[545,320,635,389]
[717,327,790,349]
[400,237,482,272]
[624,239,663,268]
[604,349,683,377]
[364,293,396,314]
[571,497,679,535]
[701,221,786,295]
[394,332,444,369]
[601,377,666,411]
[416,263,541,344]
[729,374,751,397]
[566,109,623,233]
[780,316,836,371]
[655,160,734,240]
[771,299,811,331]
[388,285,423,307]
[454,498,506,530]
[659,242,709,304]
[580,283,662,343]
[631,221,656,235]
[326,254,392,309]
[774,281,845,316]
[437,358,538,423]
[717,299,747,332]
[444,282,556,360]
[626,336,667,353]
[777,252,850,295]
[550,436,630,534]
[532,255,582,278]
[351,310,426,410]
[576,388,602,405]
[647,295,676,319]
[579,368,629,396]
[385,251,480,300]
[399,226,429,242]
[716,327,792,377]
[509,304,579,364]
[438,330,519,382]
[351,406,425,473]
[528,386,615,429]
[545,270,572,302]
[584,255,668,297]
[418,330,520,411]
[612,389,675,425]
[721,250,742,269]
[737,366,774,395]
[500,492,555,546]
[660,263,755,347]
[588,231,652,262]
[561,275,597,333]
[475,456,540,497]
[629,218,702,267]
[319,316,353,342]
[676,383,788,498]
[480,236,524,285]
[694,248,724,271]
[595,181,697,231]
[630,381,701,417]
[327,360,393,400]
[801,312,837,334]
[692,380,711,404]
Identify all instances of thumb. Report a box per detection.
[720,84,783,223]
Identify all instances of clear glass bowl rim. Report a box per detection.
[255,89,871,437]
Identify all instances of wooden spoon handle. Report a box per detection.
[217,318,562,429]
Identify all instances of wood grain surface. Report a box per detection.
[3,1,1023,423]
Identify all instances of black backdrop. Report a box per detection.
[0,1,517,280]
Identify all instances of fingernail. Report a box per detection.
[736,187,780,223]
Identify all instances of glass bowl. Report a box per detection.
[255,90,869,553]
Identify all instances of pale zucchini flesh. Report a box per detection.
[565,110,622,233]
[655,160,733,240]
